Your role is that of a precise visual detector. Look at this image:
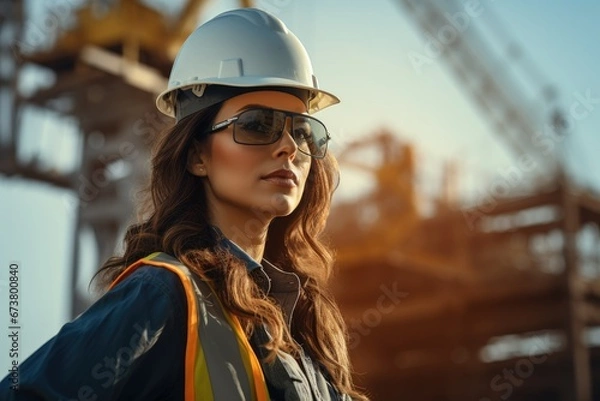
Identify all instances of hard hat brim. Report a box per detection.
[156,79,340,119]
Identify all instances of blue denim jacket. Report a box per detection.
[0,236,348,400]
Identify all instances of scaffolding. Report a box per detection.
[2,1,598,400]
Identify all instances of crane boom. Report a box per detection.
[397,0,563,181]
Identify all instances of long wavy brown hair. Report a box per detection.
[97,102,368,400]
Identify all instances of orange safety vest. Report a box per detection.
[110,252,270,401]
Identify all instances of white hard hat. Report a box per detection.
[156,8,340,121]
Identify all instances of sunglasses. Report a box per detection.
[204,107,331,158]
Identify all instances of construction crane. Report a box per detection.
[396,0,567,182]
[392,1,591,400]
[324,2,597,399]
[0,0,253,317]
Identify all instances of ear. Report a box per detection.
[186,141,208,177]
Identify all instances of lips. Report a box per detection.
[262,169,299,186]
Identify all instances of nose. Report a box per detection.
[272,118,299,159]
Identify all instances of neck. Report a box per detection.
[208,204,271,262]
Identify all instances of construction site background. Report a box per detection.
[1,1,599,400]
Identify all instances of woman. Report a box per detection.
[0,8,368,401]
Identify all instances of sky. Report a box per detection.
[1,0,599,369]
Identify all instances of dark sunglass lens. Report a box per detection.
[294,116,327,157]
[235,109,284,144]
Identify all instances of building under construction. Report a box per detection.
[327,132,600,400]
[1,1,599,400]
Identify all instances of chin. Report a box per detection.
[255,194,301,218]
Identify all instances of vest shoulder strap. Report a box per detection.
[110,252,269,401]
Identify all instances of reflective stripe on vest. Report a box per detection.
[109,252,270,401]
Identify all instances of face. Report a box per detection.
[188,91,313,227]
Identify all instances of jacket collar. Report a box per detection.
[211,226,301,326]
[212,226,262,272]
